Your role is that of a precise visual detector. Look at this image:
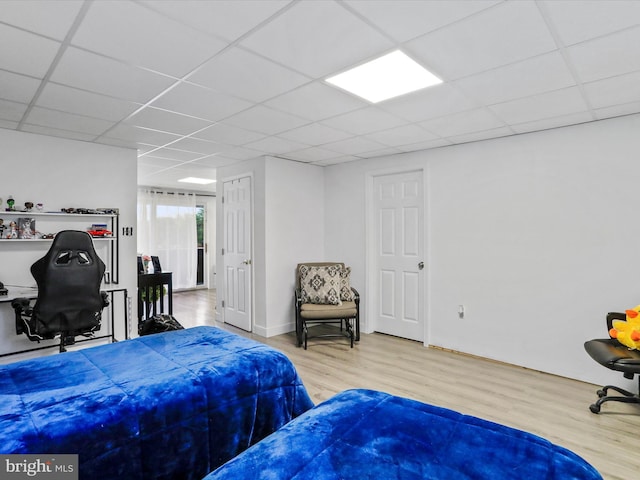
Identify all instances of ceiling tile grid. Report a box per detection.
[0,0,638,191]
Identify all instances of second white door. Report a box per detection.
[373,170,425,341]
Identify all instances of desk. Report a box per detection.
[0,286,128,358]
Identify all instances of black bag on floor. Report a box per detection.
[138,314,184,336]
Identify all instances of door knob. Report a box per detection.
[418,261,424,270]
[243,259,252,265]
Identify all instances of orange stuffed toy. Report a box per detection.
[609,305,640,350]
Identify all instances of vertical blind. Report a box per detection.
[137,189,197,290]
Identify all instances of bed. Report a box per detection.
[0,326,313,479]
[203,389,602,480]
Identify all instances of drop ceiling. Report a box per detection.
[1,0,639,193]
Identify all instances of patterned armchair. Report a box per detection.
[294,262,360,349]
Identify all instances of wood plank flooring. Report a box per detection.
[173,289,640,480]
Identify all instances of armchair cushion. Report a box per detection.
[299,264,342,305]
[300,301,357,319]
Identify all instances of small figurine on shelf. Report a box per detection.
[24,201,33,212]
[0,219,4,237]
[6,196,15,212]
[36,203,43,212]
[18,218,36,239]
[8,221,18,239]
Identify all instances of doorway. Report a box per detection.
[222,176,253,332]
[370,170,425,342]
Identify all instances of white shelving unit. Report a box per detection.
[0,210,120,284]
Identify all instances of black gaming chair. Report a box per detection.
[12,230,109,352]
[584,311,640,413]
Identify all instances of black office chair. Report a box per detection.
[12,230,109,352]
[584,311,640,413]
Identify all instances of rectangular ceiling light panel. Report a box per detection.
[325,50,442,103]
[178,177,216,185]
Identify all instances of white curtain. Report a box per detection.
[137,189,197,290]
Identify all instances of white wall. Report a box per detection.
[0,129,137,361]
[263,157,324,336]
[324,114,640,388]
[216,156,324,336]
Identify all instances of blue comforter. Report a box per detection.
[0,326,313,479]
[204,389,602,480]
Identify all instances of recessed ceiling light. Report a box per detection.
[325,50,442,103]
[178,177,216,185]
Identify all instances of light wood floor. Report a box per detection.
[173,289,640,480]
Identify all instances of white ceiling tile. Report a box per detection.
[278,123,353,146]
[364,124,438,147]
[138,155,182,167]
[141,147,204,162]
[36,83,139,121]
[510,111,594,134]
[0,24,60,78]
[126,106,213,136]
[568,26,640,83]
[345,0,500,43]
[265,82,365,121]
[25,106,114,135]
[0,98,27,121]
[191,156,243,169]
[315,155,361,166]
[455,52,576,105]
[240,1,393,78]
[379,84,478,122]
[51,47,175,103]
[73,0,227,77]
[21,123,100,142]
[96,136,139,149]
[446,126,514,144]
[283,146,343,162]
[356,146,403,159]
[541,0,640,46]
[489,87,589,125]
[0,119,19,129]
[323,136,388,155]
[244,136,309,155]
[140,0,289,43]
[583,71,640,109]
[165,137,224,155]
[321,107,407,135]
[150,82,252,122]
[223,105,309,135]
[201,143,261,161]
[0,71,41,104]
[187,47,310,103]
[595,102,640,120]
[406,0,557,79]
[397,138,453,153]
[192,123,266,146]
[420,108,505,138]
[101,124,182,146]
[0,0,83,40]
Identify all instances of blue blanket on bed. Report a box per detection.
[204,389,602,480]
[0,326,313,479]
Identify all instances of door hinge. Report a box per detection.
[221,300,225,308]
[221,248,224,255]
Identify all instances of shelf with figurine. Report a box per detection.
[0,195,121,284]
[0,195,118,241]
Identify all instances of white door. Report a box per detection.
[373,170,425,341]
[223,177,252,331]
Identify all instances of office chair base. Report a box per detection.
[589,384,640,414]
